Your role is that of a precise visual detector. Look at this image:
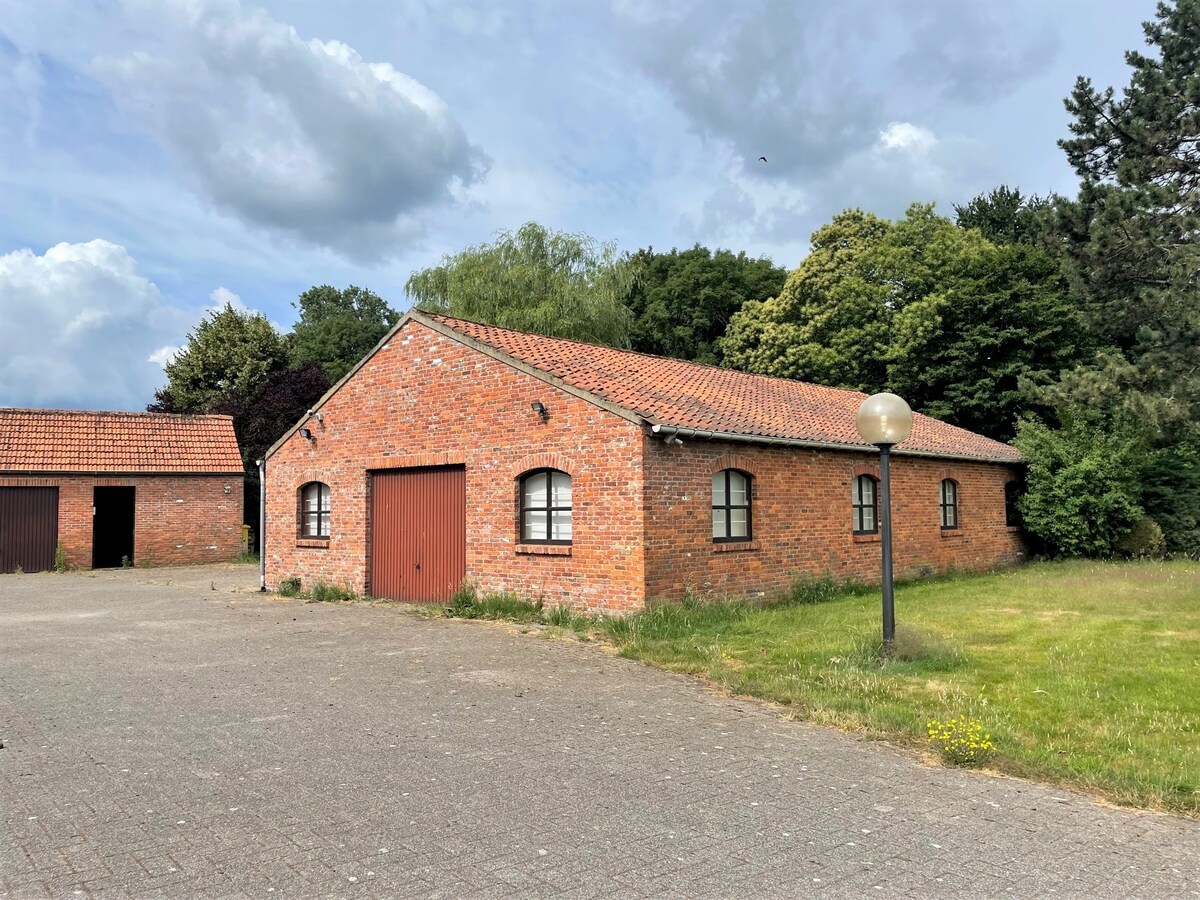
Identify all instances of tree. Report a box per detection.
[722,204,1081,441]
[292,285,400,382]
[721,209,896,389]
[1053,0,1200,436]
[149,303,290,414]
[213,361,332,537]
[625,245,787,365]
[888,242,1084,441]
[953,185,1052,245]
[405,222,635,347]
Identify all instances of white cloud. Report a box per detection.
[148,346,182,368]
[878,122,937,154]
[90,0,487,260]
[208,286,247,312]
[0,240,207,409]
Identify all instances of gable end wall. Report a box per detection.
[265,320,646,613]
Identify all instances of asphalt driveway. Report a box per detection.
[1,566,1197,898]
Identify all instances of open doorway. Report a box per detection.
[93,486,135,568]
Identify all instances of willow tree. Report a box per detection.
[405,222,634,347]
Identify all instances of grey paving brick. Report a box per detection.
[1,565,1198,898]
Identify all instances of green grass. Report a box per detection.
[600,560,1200,816]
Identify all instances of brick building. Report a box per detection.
[0,409,244,573]
[264,312,1025,613]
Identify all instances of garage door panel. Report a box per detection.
[370,467,466,602]
[0,487,59,574]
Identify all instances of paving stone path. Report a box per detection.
[2,566,1197,898]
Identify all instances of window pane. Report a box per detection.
[319,511,330,536]
[863,478,875,505]
[551,510,572,541]
[711,473,725,507]
[320,484,330,510]
[523,509,547,541]
[523,473,548,507]
[551,472,572,506]
[862,507,876,533]
[730,508,748,538]
[729,471,748,506]
[306,512,320,536]
[712,508,726,539]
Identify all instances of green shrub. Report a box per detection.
[1141,443,1200,556]
[308,580,357,602]
[1114,516,1167,559]
[1013,411,1146,556]
[53,542,68,573]
[120,555,132,569]
[277,577,302,597]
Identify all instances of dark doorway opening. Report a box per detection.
[93,486,135,569]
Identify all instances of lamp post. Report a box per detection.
[855,392,913,652]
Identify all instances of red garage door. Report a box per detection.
[0,487,59,574]
[370,466,466,603]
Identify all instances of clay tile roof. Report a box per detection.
[422,313,1022,463]
[0,408,244,474]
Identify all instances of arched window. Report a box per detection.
[852,475,878,535]
[299,482,330,538]
[1005,481,1023,527]
[712,469,752,542]
[940,479,959,529]
[519,469,572,544]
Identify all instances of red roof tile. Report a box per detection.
[420,313,1022,463]
[0,408,244,473]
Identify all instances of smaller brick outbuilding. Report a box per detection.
[0,409,244,573]
[265,312,1027,614]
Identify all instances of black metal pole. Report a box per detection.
[879,443,895,651]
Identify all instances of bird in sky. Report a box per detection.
[758,156,767,162]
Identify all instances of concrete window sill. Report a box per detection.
[516,544,571,556]
[713,541,758,553]
[296,538,330,549]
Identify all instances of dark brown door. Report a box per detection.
[370,466,466,602]
[0,487,59,574]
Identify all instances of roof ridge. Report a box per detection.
[0,407,234,420]
[421,311,872,400]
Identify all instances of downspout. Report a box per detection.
[257,458,266,592]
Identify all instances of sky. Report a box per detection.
[0,0,1152,411]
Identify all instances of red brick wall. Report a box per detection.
[642,440,1026,600]
[265,320,646,613]
[0,474,243,569]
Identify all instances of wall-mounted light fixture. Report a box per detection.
[223,484,232,494]
[299,427,314,440]
[530,401,548,421]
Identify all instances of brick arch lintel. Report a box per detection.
[512,452,577,479]
[295,473,332,491]
[851,462,881,480]
[709,453,757,477]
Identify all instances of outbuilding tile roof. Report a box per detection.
[0,408,244,473]
[422,313,1022,463]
